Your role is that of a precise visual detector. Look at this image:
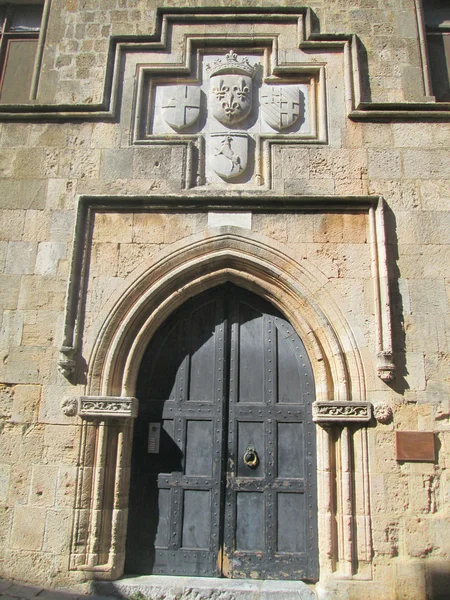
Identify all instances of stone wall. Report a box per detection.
[37,0,428,105]
[0,1,449,599]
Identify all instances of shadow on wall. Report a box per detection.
[383,202,408,395]
[356,37,372,103]
[426,563,450,600]
[309,9,372,103]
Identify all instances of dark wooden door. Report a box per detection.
[125,284,318,580]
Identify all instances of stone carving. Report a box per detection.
[373,402,393,424]
[211,133,248,179]
[78,396,139,419]
[161,85,201,131]
[313,401,372,423]
[207,51,257,125]
[62,397,78,417]
[58,358,76,378]
[261,86,302,130]
[210,76,252,125]
[377,351,396,381]
[142,50,314,186]
[58,347,76,379]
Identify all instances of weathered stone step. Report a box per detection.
[92,576,317,600]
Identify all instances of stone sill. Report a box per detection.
[350,101,450,121]
[92,575,317,600]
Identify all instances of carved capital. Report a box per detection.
[78,396,138,419]
[377,351,396,381]
[313,401,372,423]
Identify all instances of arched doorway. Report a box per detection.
[125,283,318,580]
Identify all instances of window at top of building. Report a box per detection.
[424,0,450,102]
[0,3,43,103]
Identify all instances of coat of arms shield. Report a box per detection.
[211,132,248,179]
[207,51,258,126]
[210,74,253,126]
[261,85,302,131]
[161,85,201,131]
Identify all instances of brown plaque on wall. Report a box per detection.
[396,431,436,462]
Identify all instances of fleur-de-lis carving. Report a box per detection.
[212,79,229,100]
[212,77,250,121]
[210,64,253,125]
[233,79,250,102]
[223,99,240,118]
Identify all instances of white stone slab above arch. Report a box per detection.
[207,211,252,229]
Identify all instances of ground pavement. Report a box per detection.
[0,580,117,600]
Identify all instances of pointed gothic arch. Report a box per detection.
[71,227,374,584]
[86,227,370,402]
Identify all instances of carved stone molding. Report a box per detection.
[313,401,372,423]
[370,203,396,382]
[78,396,138,419]
[68,199,382,581]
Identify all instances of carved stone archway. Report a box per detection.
[69,227,374,585]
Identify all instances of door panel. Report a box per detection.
[189,302,217,401]
[236,492,265,550]
[185,420,214,476]
[126,291,226,576]
[182,490,211,548]
[223,289,317,579]
[276,324,306,403]
[277,493,305,552]
[277,422,304,478]
[238,302,265,403]
[154,488,170,547]
[125,284,318,581]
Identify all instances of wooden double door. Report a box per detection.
[125,284,318,580]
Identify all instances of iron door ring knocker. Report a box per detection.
[243,445,259,469]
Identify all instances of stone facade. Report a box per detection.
[0,1,449,599]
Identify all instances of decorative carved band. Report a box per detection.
[312,401,372,423]
[78,396,139,419]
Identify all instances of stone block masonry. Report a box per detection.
[0,3,449,600]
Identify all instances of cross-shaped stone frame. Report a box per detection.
[131,41,327,190]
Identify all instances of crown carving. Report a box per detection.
[206,50,258,78]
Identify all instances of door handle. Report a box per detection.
[243,445,259,469]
